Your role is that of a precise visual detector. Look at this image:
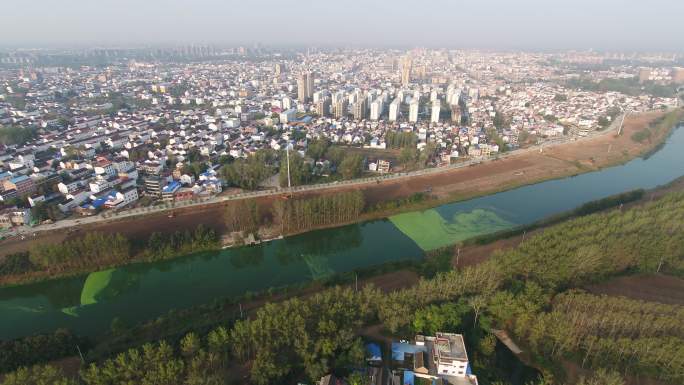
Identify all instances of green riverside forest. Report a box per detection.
[0,190,366,286]
[0,226,220,285]
[274,190,365,233]
[2,189,684,384]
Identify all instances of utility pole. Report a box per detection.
[456,248,460,267]
[239,303,243,319]
[522,230,526,243]
[617,112,628,136]
[286,145,292,190]
[355,273,358,292]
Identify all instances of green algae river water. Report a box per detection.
[1,124,684,340]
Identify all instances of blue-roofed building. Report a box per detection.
[366,343,382,363]
[90,197,108,209]
[0,171,12,183]
[402,370,414,385]
[199,168,218,181]
[161,181,181,201]
[299,115,313,124]
[10,175,29,183]
[81,190,119,212]
[3,174,35,196]
[162,181,181,193]
[392,342,427,362]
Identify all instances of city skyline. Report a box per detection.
[1,0,684,51]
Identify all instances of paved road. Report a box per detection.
[7,119,622,239]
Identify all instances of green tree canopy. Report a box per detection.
[279,150,311,187]
[0,125,38,145]
[306,138,331,160]
[339,154,364,180]
[221,150,275,190]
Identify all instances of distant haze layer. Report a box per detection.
[1,0,683,50]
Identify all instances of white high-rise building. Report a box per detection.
[282,96,292,110]
[448,88,462,106]
[306,72,314,100]
[348,91,360,105]
[431,100,441,123]
[389,97,401,122]
[370,98,384,121]
[409,99,419,123]
[397,90,406,103]
[366,90,378,106]
[297,73,307,103]
[313,91,323,104]
[297,72,315,102]
[332,91,345,104]
[401,56,412,86]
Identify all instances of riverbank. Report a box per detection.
[65,176,684,362]
[0,110,681,288]
[452,175,684,269]
[227,108,684,246]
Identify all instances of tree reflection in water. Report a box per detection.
[275,224,363,266]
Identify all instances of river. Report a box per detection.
[1,124,683,340]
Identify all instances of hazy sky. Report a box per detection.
[2,0,683,50]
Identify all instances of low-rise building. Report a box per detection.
[391,333,478,385]
[144,176,166,198]
[161,181,181,201]
[0,207,32,228]
[104,187,139,209]
[3,175,36,197]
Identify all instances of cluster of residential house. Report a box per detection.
[0,114,227,229]
[0,48,677,229]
